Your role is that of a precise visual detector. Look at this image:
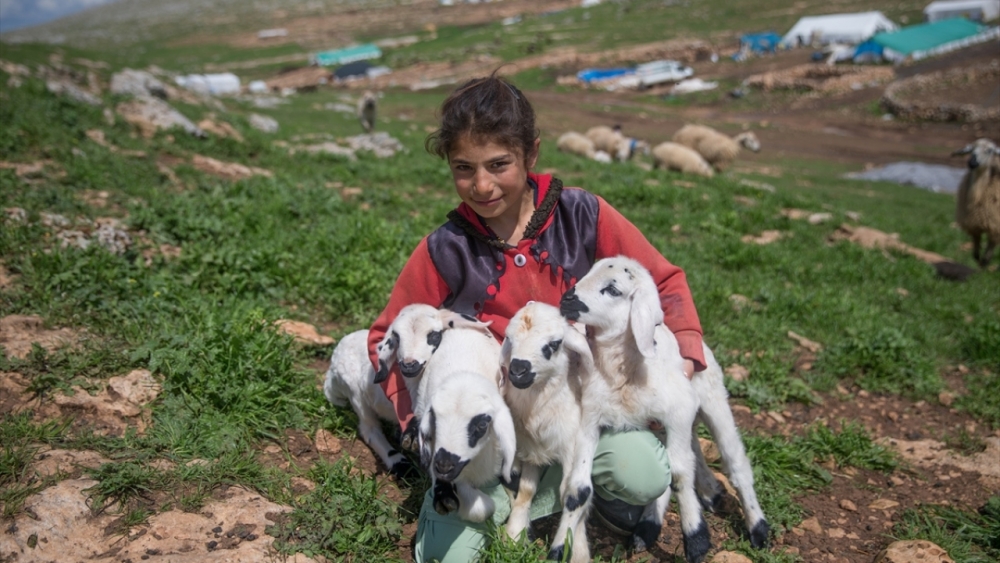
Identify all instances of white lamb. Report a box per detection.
[557,131,612,163]
[357,90,377,133]
[560,256,769,563]
[672,124,760,170]
[322,329,415,478]
[500,302,601,563]
[373,303,499,451]
[586,125,649,162]
[952,138,1000,267]
[418,369,517,523]
[651,141,715,178]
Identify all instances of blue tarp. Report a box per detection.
[741,32,781,53]
[577,67,632,83]
[853,40,885,62]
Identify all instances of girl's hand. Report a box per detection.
[683,359,695,380]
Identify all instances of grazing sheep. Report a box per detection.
[557,131,612,163]
[586,125,650,162]
[323,329,415,478]
[651,141,715,178]
[672,124,760,170]
[418,370,517,523]
[373,303,499,451]
[500,302,601,563]
[952,138,1000,267]
[358,90,378,133]
[560,256,769,562]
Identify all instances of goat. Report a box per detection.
[952,138,1000,267]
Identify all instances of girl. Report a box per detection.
[367,73,706,562]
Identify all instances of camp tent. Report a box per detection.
[924,0,1000,22]
[780,11,898,47]
[741,32,782,54]
[872,17,1000,61]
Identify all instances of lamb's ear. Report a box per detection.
[952,144,975,157]
[628,282,662,358]
[492,399,517,483]
[499,337,512,368]
[439,310,492,333]
[563,325,595,373]
[373,331,399,383]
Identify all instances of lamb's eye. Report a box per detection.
[601,285,623,297]
[427,330,442,348]
[542,339,562,359]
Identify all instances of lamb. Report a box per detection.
[585,125,650,162]
[952,138,1000,267]
[560,256,769,563]
[373,303,499,450]
[557,131,613,163]
[357,90,377,133]
[651,141,715,178]
[672,124,760,170]
[500,302,602,563]
[322,329,415,478]
[418,369,517,523]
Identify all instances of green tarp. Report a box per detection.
[872,18,986,55]
[312,44,382,66]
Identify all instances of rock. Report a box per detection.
[881,436,1000,480]
[191,154,272,181]
[808,212,832,225]
[314,429,342,456]
[712,471,738,498]
[197,115,244,142]
[116,95,205,139]
[45,80,101,106]
[741,230,783,245]
[0,315,78,359]
[875,540,954,563]
[93,223,132,254]
[729,294,757,313]
[780,208,810,220]
[248,113,279,133]
[839,499,857,512]
[788,331,823,353]
[711,551,752,563]
[344,132,405,158]
[273,319,334,346]
[938,391,955,407]
[698,437,720,463]
[827,527,845,538]
[107,369,161,406]
[868,498,900,510]
[31,449,109,477]
[797,516,822,534]
[724,364,749,382]
[110,68,167,99]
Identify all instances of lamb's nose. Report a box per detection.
[399,360,423,377]
[559,288,588,320]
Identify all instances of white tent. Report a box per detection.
[780,11,899,47]
[924,0,1000,22]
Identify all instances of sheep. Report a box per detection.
[373,303,499,451]
[651,141,715,178]
[952,138,1000,267]
[418,369,517,523]
[557,131,613,163]
[586,125,650,162]
[323,329,415,478]
[560,256,769,563]
[357,90,377,133]
[500,302,602,563]
[672,124,760,170]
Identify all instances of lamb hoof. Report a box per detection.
[698,491,722,513]
[389,458,419,481]
[546,545,564,561]
[631,520,660,553]
[400,418,420,452]
[682,520,711,563]
[749,519,771,549]
[432,481,459,515]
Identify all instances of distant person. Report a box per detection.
[366,72,706,562]
[357,90,377,133]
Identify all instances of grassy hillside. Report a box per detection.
[2,21,998,563]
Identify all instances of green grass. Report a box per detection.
[893,497,1000,563]
[0,413,70,518]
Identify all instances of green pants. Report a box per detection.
[413,428,670,563]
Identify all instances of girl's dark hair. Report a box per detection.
[425,71,539,162]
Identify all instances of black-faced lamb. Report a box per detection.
[952,138,1000,267]
[418,369,517,523]
[672,124,760,170]
[372,303,499,450]
[500,301,601,563]
[323,329,415,478]
[560,256,769,563]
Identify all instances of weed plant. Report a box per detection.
[893,497,1000,563]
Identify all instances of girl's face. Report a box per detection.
[448,135,539,224]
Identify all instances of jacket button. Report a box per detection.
[513,254,527,267]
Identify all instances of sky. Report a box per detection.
[0,0,118,33]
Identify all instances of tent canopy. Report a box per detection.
[312,44,382,67]
[741,32,782,53]
[873,18,988,56]
[780,11,898,46]
[924,0,1000,22]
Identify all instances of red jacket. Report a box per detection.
[368,173,705,427]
